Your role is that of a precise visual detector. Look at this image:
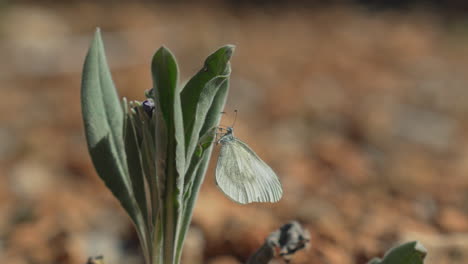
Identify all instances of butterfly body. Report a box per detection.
[215,127,283,204]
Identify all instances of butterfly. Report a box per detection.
[215,125,283,204]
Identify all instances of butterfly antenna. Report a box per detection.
[231,109,238,127]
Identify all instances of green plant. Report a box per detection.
[81,29,233,264]
[81,29,428,264]
[245,222,426,264]
[368,241,427,264]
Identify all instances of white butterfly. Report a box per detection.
[215,126,283,204]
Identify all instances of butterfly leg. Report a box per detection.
[214,131,225,144]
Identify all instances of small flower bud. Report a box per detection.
[142,99,155,117]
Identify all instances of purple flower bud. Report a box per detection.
[142,99,155,117]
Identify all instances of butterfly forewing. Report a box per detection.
[216,138,283,204]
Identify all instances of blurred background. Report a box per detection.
[1,1,468,264]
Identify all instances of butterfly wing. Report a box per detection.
[215,138,283,204]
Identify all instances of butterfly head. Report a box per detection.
[217,126,235,144]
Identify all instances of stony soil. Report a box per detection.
[1,3,468,264]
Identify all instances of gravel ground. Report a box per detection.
[1,3,468,264]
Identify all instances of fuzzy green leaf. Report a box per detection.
[81,29,150,262]
[178,50,233,262]
[176,75,231,263]
[153,102,167,218]
[152,47,179,124]
[370,241,427,264]
[172,85,186,244]
[152,46,186,264]
[150,104,167,264]
[181,45,234,154]
[200,78,230,136]
[184,76,229,168]
[137,107,161,221]
[123,100,148,224]
[82,29,135,220]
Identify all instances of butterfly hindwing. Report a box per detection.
[215,138,283,204]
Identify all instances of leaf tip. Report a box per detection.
[155,45,174,57]
[93,27,102,42]
[222,44,235,60]
[414,241,427,258]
